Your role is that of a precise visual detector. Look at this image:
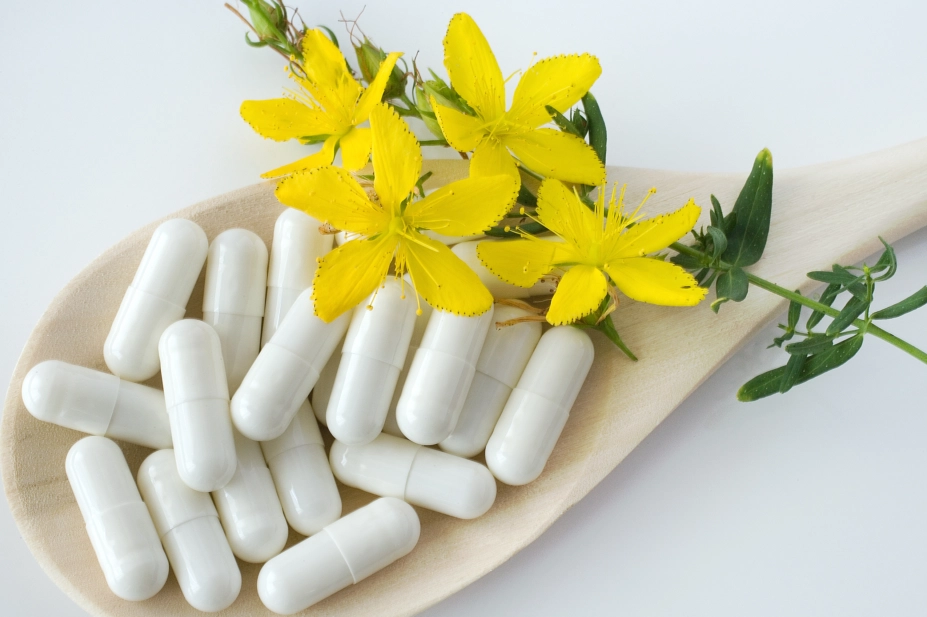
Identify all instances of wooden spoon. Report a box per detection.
[3,138,926,617]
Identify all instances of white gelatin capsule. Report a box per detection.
[22,360,171,449]
[485,327,594,485]
[396,306,494,445]
[331,433,496,519]
[452,240,557,299]
[262,209,332,346]
[383,301,433,437]
[232,287,350,441]
[105,219,208,382]
[203,229,268,393]
[66,436,168,601]
[212,429,288,563]
[159,320,237,492]
[327,279,418,445]
[310,340,341,426]
[440,305,542,458]
[261,400,341,535]
[138,449,241,612]
[258,497,419,615]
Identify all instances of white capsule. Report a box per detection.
[451,240,558,299]
[262,209,332,346]
[326,280,418,445]
[232,287,350,441]
[159,320,237,492]
[66,436,168,601]
[440,305,543,458]
[485,327,594,485]
[257,497,419,614]
[203,229,268,394]
[261,400,341,535]
[310,339,341,426]
[21,360,171,449]
[211,429,288,563]
[331,434,496,519]
[396,306,494,445]
[104,219,208,382]
[383,301,433,438]
[138,449,241,612]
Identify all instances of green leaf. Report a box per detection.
[871,286,927,320]
[738,335,864,401]
[713,267,749,312]
[721,148,773,267]
[706,226,728,260]
[545,105,584,137]
[806,283,842,330]
[807,269,859,285]
[581,91,606,164]
[570,108,588,137]
[825,296,868,336]
[871,237,897,281]
[594,315,638,361]
[317,24,340,48]
[671,252,702,269]
[710,195,724,228]
[516,185,538,208]
[785,335,834,355]
[778,353,807,393]
[737,366,788,401]
[787,295,802,330]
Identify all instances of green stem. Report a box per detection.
[398,93,422,119]
[670,242,927,365]
[418,139,450,147]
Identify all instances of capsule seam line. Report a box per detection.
[158,513,218,541]
[402,446,425,503]
[166,396,230,409]
[322,527,359,584]
[127,284,187,312]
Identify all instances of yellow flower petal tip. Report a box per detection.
[436,13,604,185]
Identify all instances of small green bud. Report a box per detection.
[242,0,285,42]
[354,38,408,99]
[413,86,445,140]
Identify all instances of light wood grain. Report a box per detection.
[3,139,927,616]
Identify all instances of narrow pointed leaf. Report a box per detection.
[825,296,868,336]
[721,148,773,267]
[807,269,859,285]
[545,105,584,137]
[806,283,842,330]
[710,194,724,228]
[706,226,728,260]
[738,366,788,401]
[787,295,802,330]
[581,91,606,164]
[871,286,927,320]
[871,237,897,281]
[785,335,834,355]
[778,353,806,393]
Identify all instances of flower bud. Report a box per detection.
[413,87,445,140]
[354,38,407,99]
[242,0,286,42]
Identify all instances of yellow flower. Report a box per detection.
[241,29,401,178]
[477,180,707,325]
[432,13,605,186]
[275,102,519,322]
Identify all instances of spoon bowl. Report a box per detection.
[3,139,927,616]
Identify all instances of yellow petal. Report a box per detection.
[535,179,598,249]
[546,265,607,325]
[476,238,560,287]
[312,233,398,322]
[507,54,602,128]
[443,13,505,120]
[431,100,485,152]
[503,128,605,185]
[608,199,701,260]
[406,174,518,237]
[470,138,520,182]
[354,52,403,122]
[339,127,372,171]
[605,257,707,306]
[300,29,361,112]
[260,135,338,178]
[401,232,492,316]
[370,103,421,210]
[275,165,389,235]
[240,98,337,141]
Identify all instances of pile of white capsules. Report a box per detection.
[20,210,594,614]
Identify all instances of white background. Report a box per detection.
[2,0,927,615]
